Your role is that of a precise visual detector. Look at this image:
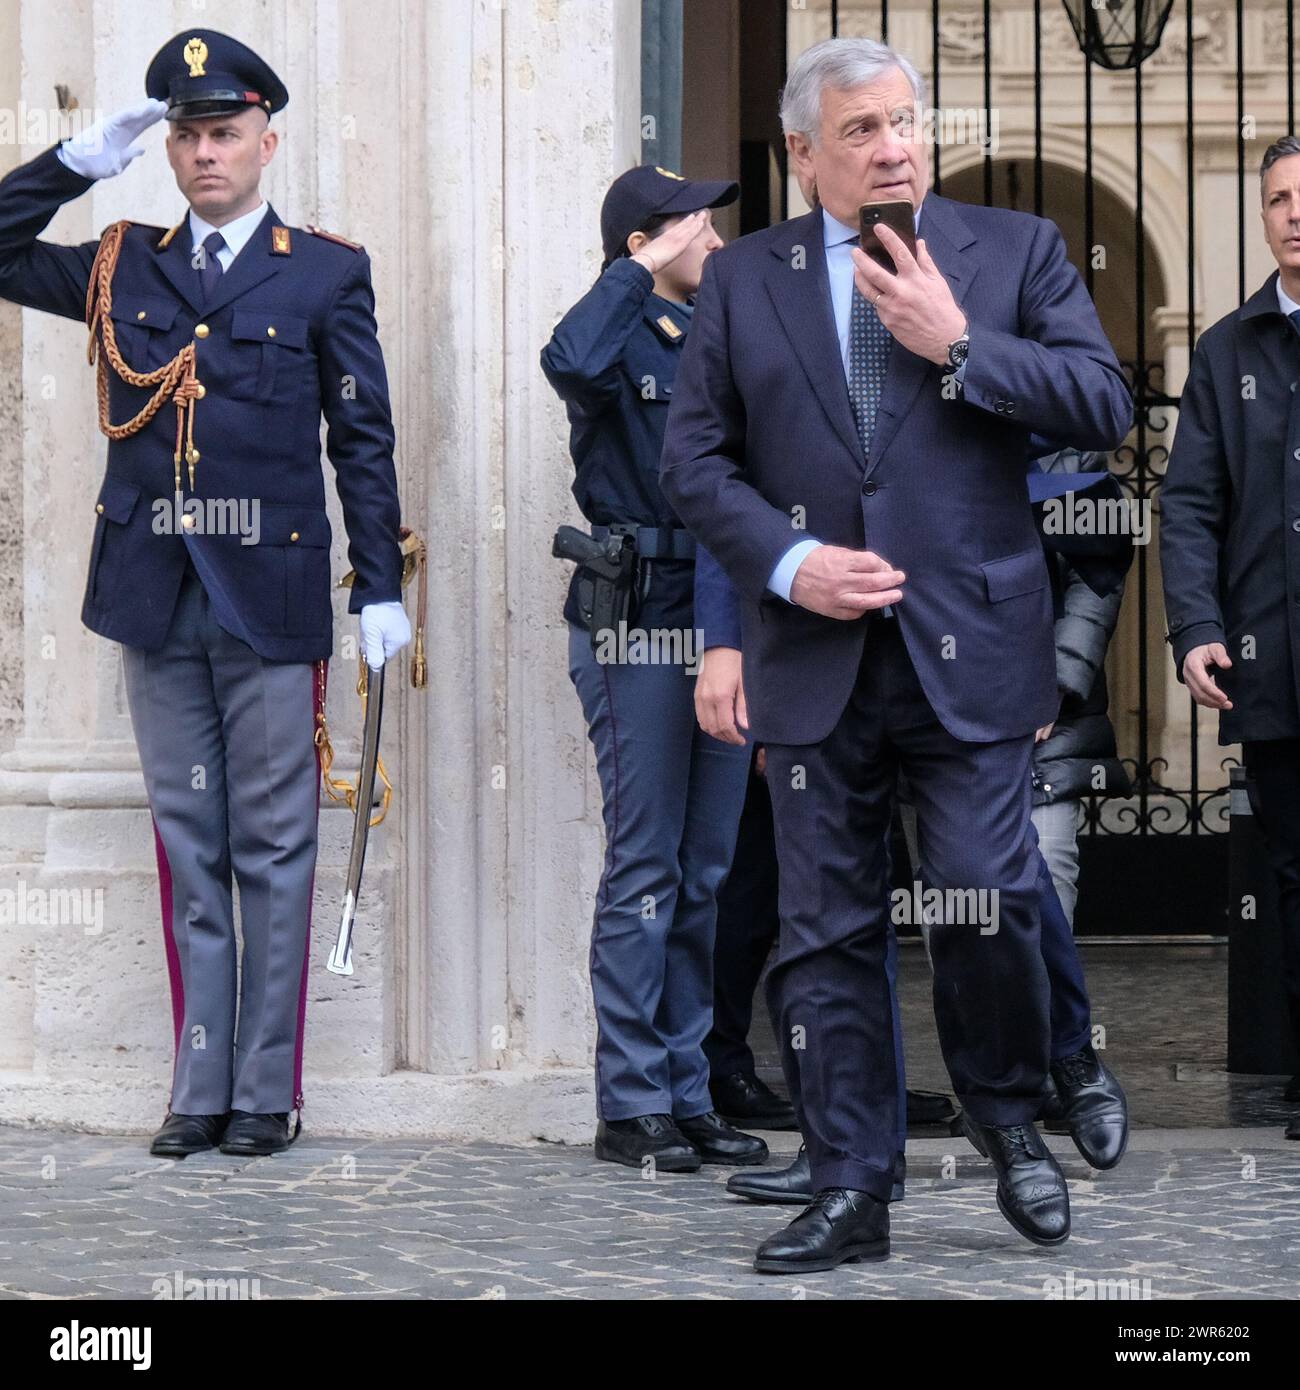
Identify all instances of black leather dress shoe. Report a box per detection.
[150,1112,229,1157]
[906,1089,955,1126]
[219,1111,292,1156]
[962,1114,1071,1246]
[1050,1044,1129,1170]
[676,1111,768,1165]
[726,1145,907,1204]
[1284,1075,1300,1103]
[594,1115,701,1171]
[1286,1115,1300,1141]
[754,1188,890,1274]
[710,1072,798,1130]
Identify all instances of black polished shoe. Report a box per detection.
[1286,1115,1300,1141]
[150,1111,229,1158]
[1050,1044,1129,1170]
[727,1145,906,1204]
[906,1089,955,1126]
[710,1072,798,1130]
[962,1114,1071,1246]
[219,1111,292,1156]
[594,1115,701,1172]
[1038,1076,1069,1131]
[676,1111,768,1165]
[754,1188,890,1274]
[1284,1075,1300,1103]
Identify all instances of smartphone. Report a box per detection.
[859,199,917,274]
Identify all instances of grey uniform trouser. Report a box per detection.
[122,567,321,1116]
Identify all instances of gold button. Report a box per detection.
[267,326,277,338]
[195,384,206,399]
[95,502,104,514]
[194,323,210,339]
[186,448,200,465]
[289,531,300,542]
[181,514,196,531]
[136,310,147,321]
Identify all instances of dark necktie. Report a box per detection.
[847,239,893,462]
[1289,308,1300,339]
[196,231,225,303]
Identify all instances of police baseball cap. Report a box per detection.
[146,29,289,122]
[601,164,739,267]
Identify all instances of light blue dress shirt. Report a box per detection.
[767,201,968,601]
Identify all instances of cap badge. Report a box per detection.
[184,38,208,78]
[655,166,685,181]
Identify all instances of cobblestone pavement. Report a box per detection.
[1,1126,1297,1300]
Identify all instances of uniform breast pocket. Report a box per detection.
[107,296,182,372]
[226,311,312,404]
[625,360,675,407]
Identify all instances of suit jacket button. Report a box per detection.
[290,531,300,542]
[136,310,147,321]
[862,480,877,496]
[95,503,104,514]
[267,326,277,338]
[195,323,210,339]
[1293,519,1300,532]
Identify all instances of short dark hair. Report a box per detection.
[1260,135,1300,193]
[612,211,676,262]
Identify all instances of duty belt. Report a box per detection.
[590,524,697,560]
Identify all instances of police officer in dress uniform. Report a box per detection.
[0,30,411,1157]
[542,166,767,1171]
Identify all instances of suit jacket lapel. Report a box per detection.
[153,218,206,315]
[867,192,980,475]
[765,208,865,466]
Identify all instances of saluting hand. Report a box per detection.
[59,99,170,181]
[851,224,967,368]
[790,544,905,620]
[631,209,710,275]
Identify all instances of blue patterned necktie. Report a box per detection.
[196,231,225,303]
[847,244,894,462]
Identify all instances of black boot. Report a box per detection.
[219,1111,292,1156]
[594,1115,700,1172]
[906,1089,955,1126]
[1050,1044,1129,1170]
[753,1189,890,1274]
[709,1072,798,1130]
[962,1114,1070,1246]
[727,1146,906,1204]
[150,1112,229,1158]
[675,1111,768,1165]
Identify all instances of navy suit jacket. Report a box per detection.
[0,147,403,663]
[660,193,1132,745]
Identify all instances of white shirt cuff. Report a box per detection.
[767,539,823,602]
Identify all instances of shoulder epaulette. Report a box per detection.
[305,224,363,253]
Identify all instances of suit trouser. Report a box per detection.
[122,568,320,1116]
[569,622,751,1121]
[1241,740,1300,1054]
[901,802,1093,1061]
[708,752,908,1161]
[763,617,1051,1199]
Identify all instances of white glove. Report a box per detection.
[359,601,412,669]
[57,98,169,180]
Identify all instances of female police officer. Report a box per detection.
[541,166,765,1172]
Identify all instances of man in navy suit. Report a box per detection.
[0,31,410,1159]
[660,36,1131,1272]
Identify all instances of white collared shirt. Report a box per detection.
[188,201,269,271]
[1277,274,1300,320]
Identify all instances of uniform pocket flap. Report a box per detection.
[108,295,181,332]
[95,474,141,524]
[981,547,1048,602]
[231,310,309,350]
[252,504,331,547]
